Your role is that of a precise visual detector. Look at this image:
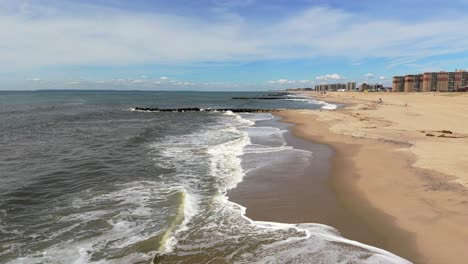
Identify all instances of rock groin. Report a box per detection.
[132,107,281,113]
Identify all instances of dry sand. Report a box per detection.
[279,92,468,263]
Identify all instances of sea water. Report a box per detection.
[0,91,408,263]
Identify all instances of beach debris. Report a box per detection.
[426,133,435,137]
[438,130,453,134]
[437,134,459,138]
[360,103,379,110]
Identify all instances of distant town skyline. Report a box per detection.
[1,0,468,90]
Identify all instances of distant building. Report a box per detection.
[360,83,384,92]
[392,76,405,92]
[393,70,468,92]
[359,83,368,92]
[314,83,346,91]
[422,72,437,92]
[286,87,314,91]
[346,82,356,91]
[404,74,423,92]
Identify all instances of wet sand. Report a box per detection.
[228,115,421,262]
[230,92,468,263]
[270,92,468,264]
[292,92,468,264]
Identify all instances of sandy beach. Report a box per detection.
[231,92,468,263]
[280,92,468,263]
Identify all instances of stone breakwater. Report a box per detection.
[132,107,282,113]
[231,97,284,100]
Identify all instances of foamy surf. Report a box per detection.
[286,97,338,110]
[153,112,409,264]
[2,100,407,264]
[156,188,199,254]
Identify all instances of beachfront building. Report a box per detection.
[359,83,384,92]
[422,72,437,92]
[314,83,346,91]
[315,84,328,91]
[346,82,356,91]
[359,83,368,92]
[393,70,468,92]
[392,76,405,92]
[452,71,468,91]
[404,74,423,92]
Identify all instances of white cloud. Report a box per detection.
[379,76,387,80]
[0,3,468,72]
[160,76,169,80]
[27,77,41,82]
[316,74,343,81]
[268,79,300,84]
[267,79,314,86]
[365,73,374,79]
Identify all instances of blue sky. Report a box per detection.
[1,0,468,90]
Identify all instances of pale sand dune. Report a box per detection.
[278,92,468,263]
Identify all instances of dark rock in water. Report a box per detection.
[267,92,290,96]
[231,97,285,100]
[133,107,281,113]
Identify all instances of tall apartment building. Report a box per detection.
[394,70,468,92]
[452,71,468,91]
[314,83,346,91]
[404,74,423,92]
[392,76,405,92]
[422,72,437,92]
[346,82,356,91]
[436,72,449,92]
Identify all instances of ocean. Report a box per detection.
[0,91,407,264]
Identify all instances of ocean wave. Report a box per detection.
[156,188,199,254]
[2,181,192,264]
[287,98,338,110]
[3,111,408,264]
[154,112,409,264]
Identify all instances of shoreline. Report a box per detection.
[274,110,422,262]
[276,92,468,263]
[228,112,420,261]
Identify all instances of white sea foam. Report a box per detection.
[159,187,199,254]
[208,127,250,192]
[128,107,159,112]
[287,97,338,110]
[4,181,189,264]
[7,111,408,263]
[142,110,409,263]
[209,112,409,264]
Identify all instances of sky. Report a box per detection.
[1,0,468,90]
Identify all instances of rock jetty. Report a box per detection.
[132,107,280,113]
[231,97,284,100]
